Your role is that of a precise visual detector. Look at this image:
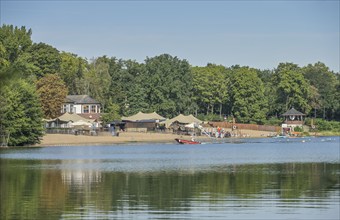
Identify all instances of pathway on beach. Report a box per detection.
[37,130,273,146]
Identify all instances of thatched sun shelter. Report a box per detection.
[45,112,94,128]
[162,114,202,135]
[121,112,166,132]
[164,114,202,128]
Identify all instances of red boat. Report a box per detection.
[175,138,201,144]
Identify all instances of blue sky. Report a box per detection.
[1,1,339,71]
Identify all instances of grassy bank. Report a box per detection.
[316,131,340,136]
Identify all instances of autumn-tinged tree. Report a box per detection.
[36,74,68,119]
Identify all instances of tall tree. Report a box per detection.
[192,66,212,114]
[59,52,88,95]
[0,43,10,68]
[36,74,68,119]
[0,24,34,84]
[0,24,32,63]
[308,85,321,118]
[257,69,277,117]
[106,57,137,115]
[334,74,340,120]
[302,62,338,119]
[0,80,44,146]
[144,54,195,117]
[272,63,311,115]
[26,42,61,78]
[123,60,149,115]
[86,57,112,110]
[192,64,229,117]
[229,67,268,124]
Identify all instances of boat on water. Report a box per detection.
[272,135,288,139]
[175,138,201,144]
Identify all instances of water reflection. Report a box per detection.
[61,160,102,186]
[1,159,339,219]
[1,138,339,219]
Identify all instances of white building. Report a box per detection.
[61,95,101,121]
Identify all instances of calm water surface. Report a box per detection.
[1,137,339,219]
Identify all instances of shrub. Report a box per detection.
[264,117,282,126]
[310,118,340,132]
[294,126,303,132]
[197,113,223,122]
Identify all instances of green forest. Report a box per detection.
[1,24,339,145]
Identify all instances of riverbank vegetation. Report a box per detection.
[1,24,339,145]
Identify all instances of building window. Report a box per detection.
[91,105,96,113]
[63,105,67,113]
[70,105,74,113]
[83,105,89,113]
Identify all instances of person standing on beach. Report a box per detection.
[110,125,115,136]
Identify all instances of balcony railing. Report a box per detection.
[285,120,304,125]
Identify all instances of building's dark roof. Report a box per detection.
[282,108,305,116]
[64,97,74,103]
[66,95,100,104]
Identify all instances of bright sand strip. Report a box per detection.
[36,130,274,146]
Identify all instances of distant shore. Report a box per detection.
[35,130,274,147]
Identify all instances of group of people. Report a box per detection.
[203,126,232,138]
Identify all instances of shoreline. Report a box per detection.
[35,130,275,147]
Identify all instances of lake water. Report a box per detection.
[1,137,339,219]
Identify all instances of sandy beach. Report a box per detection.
[36,129,274,146]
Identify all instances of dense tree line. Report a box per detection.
[0,24,339,145]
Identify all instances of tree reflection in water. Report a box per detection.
[1,160,339,219]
